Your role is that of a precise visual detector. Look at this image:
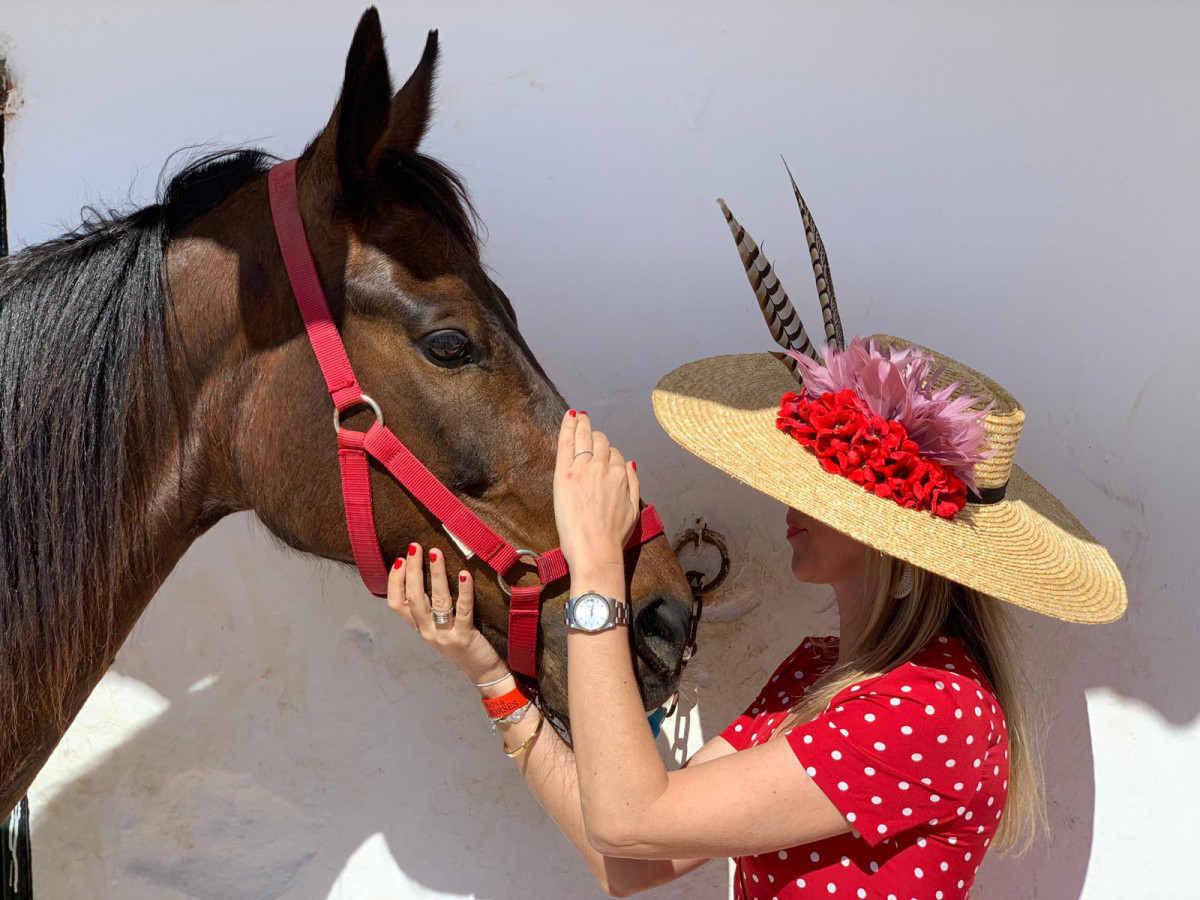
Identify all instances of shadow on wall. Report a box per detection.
[30,513,733,900]
[30,459,1195,899]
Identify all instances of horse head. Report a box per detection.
[169,10,694,723]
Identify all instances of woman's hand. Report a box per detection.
[554,410,641,580]
[386,544,508,685]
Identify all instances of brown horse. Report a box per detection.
[0,8,693,816]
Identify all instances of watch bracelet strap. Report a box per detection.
[565,594,631,628]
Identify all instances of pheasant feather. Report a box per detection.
[782,158,845,348]
[717,198,819,375]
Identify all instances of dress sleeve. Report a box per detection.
[719,644,811,751]
[785,667,996,847]
[719,704,757,751]
[720,680,780,752]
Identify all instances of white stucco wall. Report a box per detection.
[4,2,1197,897]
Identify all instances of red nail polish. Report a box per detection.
[393,558,403,570]
[408,544,418,556]
[429,550,438,562]
[581,410,588,416]
[631,460,637,472]
[459,573,468,582]
[568,409,577,418]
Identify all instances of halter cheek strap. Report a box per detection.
[267,157,664,679]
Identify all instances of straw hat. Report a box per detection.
[652,169,1126,624]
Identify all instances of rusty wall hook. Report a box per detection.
[659,519,731,723]
[673,519,730,597]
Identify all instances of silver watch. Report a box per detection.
[565,591,630,633]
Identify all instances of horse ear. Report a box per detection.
[381,30,439,152]
[310,8,393,199]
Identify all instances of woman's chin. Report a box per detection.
[789,554,816,584]
[790,561,830,587]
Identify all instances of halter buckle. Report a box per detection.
[333,394,384,434]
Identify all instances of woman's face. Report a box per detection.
[785,507,868,587]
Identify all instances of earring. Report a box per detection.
[892,561,914,599]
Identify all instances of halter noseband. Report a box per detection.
[267,158,665,679]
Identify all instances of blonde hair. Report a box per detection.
[771,551,1046,854]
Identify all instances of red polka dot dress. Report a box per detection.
[721,635,1008,899]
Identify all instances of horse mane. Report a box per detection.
[0,142,481,749]
[375,146,481,258]
[0,148,274,744]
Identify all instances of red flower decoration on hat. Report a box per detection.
[777,338,991,519]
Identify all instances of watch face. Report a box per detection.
[573,594,612,631]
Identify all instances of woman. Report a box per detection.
[384,187,1126,898]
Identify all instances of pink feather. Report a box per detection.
[786,337,992,491]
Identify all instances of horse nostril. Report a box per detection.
[633,596,690,673]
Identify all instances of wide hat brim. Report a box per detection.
[652,352,1127,624]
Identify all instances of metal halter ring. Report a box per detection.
[661,691,681,720]
[497,549,541,597]
[333,394,384,434]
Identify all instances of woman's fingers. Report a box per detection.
[453,570,475,634]
[604,445,639,533]
[574,410,594,458]
[428,548,454,629]
[591,429,610,465]
[556,409,579,473]
[385,548,505,686]
[405,542,431,630]
[386,558,418,631]
[626,460,641,508]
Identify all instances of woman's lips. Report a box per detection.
[786,525,807,539]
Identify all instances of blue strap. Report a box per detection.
[647,706,667,738]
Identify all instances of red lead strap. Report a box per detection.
[267,158,664,679]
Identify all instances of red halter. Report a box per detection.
[267,158,664,678]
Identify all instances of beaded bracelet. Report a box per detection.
[490,700,534,733]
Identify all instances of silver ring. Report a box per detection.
[497,549,541,597]
[432,609,454,625]
[574,449,594,458]
[333,394,384,434]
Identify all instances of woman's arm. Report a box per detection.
[555,413,852,860]
[502,711,730,897]
[385,544,726,897]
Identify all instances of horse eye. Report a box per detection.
[423,329,472,367]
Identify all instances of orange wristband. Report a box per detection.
[482,686,528,719]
